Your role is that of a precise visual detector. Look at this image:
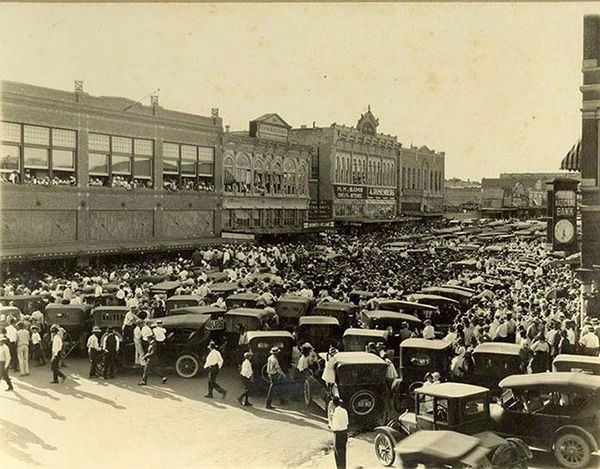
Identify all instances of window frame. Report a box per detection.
[163,141,215,190]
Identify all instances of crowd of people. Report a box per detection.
[163,178,214,192]
[0,219,596,401]
[88,176,153,189]
[0,170,76,186]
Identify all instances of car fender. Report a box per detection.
[553,425,599,453]
[374,425,404,444]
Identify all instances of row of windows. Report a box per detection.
[335,152,396,187]
[1,122,216,190]
[222,209,306,229]
[402,167,443,192]
[223,152,307,196]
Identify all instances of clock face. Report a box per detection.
[554,219,575,243]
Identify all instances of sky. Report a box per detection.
[0,3,598,181]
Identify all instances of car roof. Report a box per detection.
[396,430,481,461]
[151,281,180,289]
[92,306,129,312]
[415,382,489,398]
[227,293,260,300]
[209,282,238,290]
[334,351,387,366]
[420,287,473,298]
[372,299,437,311]
[166,295,201,302]
[343,328,389,338]
[401,338,453,350]
[245,330,294,341]
[315,301,354,311]
[45,303,90,311]
[406,294,460,304]
[277,296,313,304]
[170,306,225,314]
[0,295,45,300]
[365,310,422,323]
[499,372,600,391]
[350,290,375,297]
[298,316,340,326]
[224,308,272,318]
[473,342,522,356]
[553,354,600,365]
[151,314,209,329]
[0,306,20,312]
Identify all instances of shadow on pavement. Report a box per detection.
[1,391,66,421]
[10,381,60,401]
[35,377,127,411]
[0,417,57,466]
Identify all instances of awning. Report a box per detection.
[560,139,581,172]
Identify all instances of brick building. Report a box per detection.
[289,109,399,222]
[398,145,445,213]
[0,80,223,260]
[221,113,311,234]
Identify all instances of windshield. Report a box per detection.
[337,364,386,385]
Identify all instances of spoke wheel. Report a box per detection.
[175,354,199,379]
[554,433,591,468]
[374,432,396,467]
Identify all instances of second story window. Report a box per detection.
[163,142,215,192]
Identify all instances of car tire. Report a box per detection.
[553,433,592,468]
[175,353,200,379]
[303,380,311,405]
[374,432,396,467]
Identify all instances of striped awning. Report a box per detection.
[560,139,581,171]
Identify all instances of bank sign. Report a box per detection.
[334,185,396,200]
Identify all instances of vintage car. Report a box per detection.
[405,293,461,330]
[297,316,343,353]
[92,306,131,340]
[492,372,600,468]
[419,287,474,306]
[44,304,93,354]
[149,281,180,298]
[205,282,239,303]
[81,292,119,307]
[0,294,49,315]
[225,292,261,310]
[206,271,230,283]
[0,306,21,327]
[343,328,391,353]
[362,310,422,331]
[275,295,314,329]
[304,351,399,429]
[168,305,226,329]
[313,301,357,329]
[245,330,295,384]
[390,430,530,469]
[349,290,376,304]
[552,354,600,375]
[223,308,278,359]
[470,343,525,392]
[165,295,203,314]
[117,314,213,378]
[399,339,454,390]
[374,383,532,468]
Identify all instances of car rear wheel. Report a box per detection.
[374,432,396,467]
[553,433,591,468]
[175,354,199,379]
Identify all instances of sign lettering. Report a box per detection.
[334,185,366,199]
[367,187,396,200]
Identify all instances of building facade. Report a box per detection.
[0,80,223,260]
[290,109,399,222]
[398,145,445,213]
[221,114,311,234]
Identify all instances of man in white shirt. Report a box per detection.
[87,326,102,378]
[141,320,154,351]
[422,319,435,340]
[237,352,254,406]
[16,323,30,376]
[0,337,13,391]
[133,321,144,365]
[5,320,18,371]
[203,341,226,399]
[328,396,349,469]
[30,325,45,366]
[152,322,167,343]
[579,326,600,356]
[122,306,141,341]
[50,325,66,383]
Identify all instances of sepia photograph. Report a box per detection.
[1,2,600,468]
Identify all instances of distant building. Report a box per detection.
[444,179,482,212]
[289,109,399,223]
[221,114,312,234]
[481,172,580,218]
[398,145,445,213]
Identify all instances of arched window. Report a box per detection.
[297,164,307,195]
[336,156,341,182]
[352,159,358,184]
[224,155,235,193]
[283,159,296,195]
[254,158,265,194]
[273,160,283,194]
[377,161,382,186]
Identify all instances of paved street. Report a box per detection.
[1,358,597,469]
